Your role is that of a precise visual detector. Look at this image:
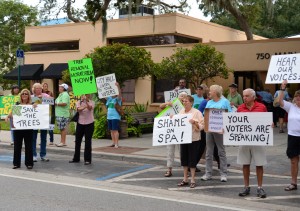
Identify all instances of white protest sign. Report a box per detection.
[156,98,184,118]
[49,124,55,130]
[12,105,50,130]
[223,112,273,146]
[96,73,119,99]
[266,54,300,84]
[42,97,54,105]
[164,89,191,102]
[204,108,225,133]
[152,114,192,146]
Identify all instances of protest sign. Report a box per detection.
[12,104,50,130]
[152,114,192,146]
[0,96,20,119]
[156,98,184,118]
[223,112,273,146]
[96,73,119,99]
[42,97,54,105]
[266,54,300,84]
[68,58,97,96]
[69,91,81,110]
[204,108,226,133]
[164,89,191,102]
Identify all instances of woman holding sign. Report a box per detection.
[69,94,94,165]
[6,89,34,169]
[278,80,300,191]
[177,95,204,188]
[106,82,122,148]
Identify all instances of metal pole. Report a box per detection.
[18,63,20,88]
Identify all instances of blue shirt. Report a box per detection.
[192,94,204,109]
[198,99,208,114]
[257,91,273,103]
[205,98,232,112]
[106,97,122,120]
[274,90,290,101]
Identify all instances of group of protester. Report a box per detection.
[162,79,300,199]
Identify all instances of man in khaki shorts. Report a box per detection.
[237,88,268,198]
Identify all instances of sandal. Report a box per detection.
[164,170,172,177]
[284,184,297,191]
[190,182,196,188]
[177,180,189,187]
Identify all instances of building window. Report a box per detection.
[153,77,177,103]
[108,35,200,46]
[29,41,79,52]
[122,79,135,103]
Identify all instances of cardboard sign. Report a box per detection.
[68,91,81,110]
[68,58,97,95]
[152,114,192,146]
[156,98,184,118]
[223,112,273,146]
[0,96,20,119]
[266,54,300,84]
[12,105,50,130]
[96,73,119,99]
[164,89,191,102]
[42,97,54,105]
[204,108,226,133]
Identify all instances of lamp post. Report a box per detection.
[16,47,24,88]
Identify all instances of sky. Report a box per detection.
[23,0,211,21]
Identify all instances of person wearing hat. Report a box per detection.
[55,83,70,147]
[192,85,204,109]
[227,83,243,109]
[9,85,20,145]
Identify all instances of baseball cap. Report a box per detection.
[59,83,69,90]
[229,83,238,88]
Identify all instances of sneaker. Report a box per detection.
[41,157,49,162]
[33,156,37,162]
[115,145,119,148]
[201,175,212,181]
[49,142,54,145]
[220,176,227,182]
[239,187,250,197]
[257,187,267,198]
[55,142,64,147]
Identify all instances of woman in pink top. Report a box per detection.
[69,94,95,165]
[177,95,204,188]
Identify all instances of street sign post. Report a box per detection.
[16,48,24,88]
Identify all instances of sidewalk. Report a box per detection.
[0,127,291,176]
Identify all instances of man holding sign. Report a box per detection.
[237,88,268,198]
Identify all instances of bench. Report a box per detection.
[131,112,158,127]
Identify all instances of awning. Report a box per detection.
[40,63,68,79]
[3,64,44,80]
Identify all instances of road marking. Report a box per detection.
[0,172,254,211]
[118,175,251,182]
[246,195,300,201]
[169,184,287,191]
[96,164,154,181]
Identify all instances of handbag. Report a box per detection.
[70,112,79,122]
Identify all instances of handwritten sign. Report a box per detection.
[68,91,80,111]
[204,108,226,133]
[266,54,300,84]
[42,97,54,105]
[96,73,119,99]
[68,58,97,95]
[223,112,273,146]
[156,98,184,118]
[12,105,50,130]
[164,89,191,102]
[152,114,192,146]
[0,96,20,119]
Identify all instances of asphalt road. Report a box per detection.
[0,148,299,211]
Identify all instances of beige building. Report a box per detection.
[4,13,300,111]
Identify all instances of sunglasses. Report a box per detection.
[21,93,29,96]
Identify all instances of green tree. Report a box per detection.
[62,43,155,86]
[153,44,231,89]
[0,0,39,89]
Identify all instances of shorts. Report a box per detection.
[286,135,300,159]
[180,140,201,168]
[276,107,286,118]
[108,119,120,131]
[56,117,69,130]
[237,146,267,166]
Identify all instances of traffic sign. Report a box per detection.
[16,49,24,58]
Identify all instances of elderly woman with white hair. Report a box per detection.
[201,85,232,182]
[161,91,188,177]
